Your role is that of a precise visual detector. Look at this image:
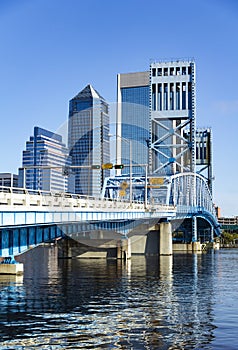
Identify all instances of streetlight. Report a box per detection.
[108,134,132,205]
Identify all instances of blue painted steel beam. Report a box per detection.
[0,218,146,257]
[0,223,65,257]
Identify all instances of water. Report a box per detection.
[0,246,238,349]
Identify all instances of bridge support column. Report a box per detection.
[211,226,214,242]
[117,241,122,259]
[117,239,131,260]
[192,216,197,242]
[124,238,131,260]
[160,222,172,255]
[57,238,72,258]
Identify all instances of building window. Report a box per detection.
[176,83,180,110]
[152,84,156,110]
[176,67,180,75]
[158,84,162,111]
[164,83,168,110]
[182,83,186,109]
[188,83,191,110]
[170,84,174,110]
[170,67,175,75]
[157,68,162,76]
[182,67,186,75]
[152,68,156,76]
[164,68,168,76]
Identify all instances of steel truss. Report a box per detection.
[167,172,220,237]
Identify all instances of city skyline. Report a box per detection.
[0,0,237,215]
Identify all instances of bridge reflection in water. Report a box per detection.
[0,245,222,349]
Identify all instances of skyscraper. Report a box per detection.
[116,72,150,174]
[68,84,110,196]
[18,126,70,192]
[116,59,196,176]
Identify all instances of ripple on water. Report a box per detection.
[0,248,238,349]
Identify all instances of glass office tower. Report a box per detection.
[18,126,70,192]
[68,84,110,196]
[116,72,150,175]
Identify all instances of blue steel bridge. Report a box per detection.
[0,172,220,259]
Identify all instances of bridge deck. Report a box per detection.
[0,187,176,227]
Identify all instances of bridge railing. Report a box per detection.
[0,185,175,213]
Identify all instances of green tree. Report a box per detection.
[221,231,238,244]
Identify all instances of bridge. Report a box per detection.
[0,172,220,264]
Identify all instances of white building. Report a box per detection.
[19,126,71,192]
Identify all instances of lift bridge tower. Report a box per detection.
[184,128,213,194]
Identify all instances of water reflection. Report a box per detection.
[0,274,23,285]
[0,245,221,349]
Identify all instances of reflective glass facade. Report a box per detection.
[68,85,110,196]
[18,127,70,192]
[0,173,18,188]
[117,73,150,175]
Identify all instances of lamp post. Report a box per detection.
[108,134,133,205]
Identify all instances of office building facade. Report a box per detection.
[117,60,196,176]
[68,84,110,196]
[116,72,150,175]
[18,127,70,192]
[0,173,18,188]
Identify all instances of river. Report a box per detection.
[0,246,238,349]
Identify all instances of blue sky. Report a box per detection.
[0,0,237,216]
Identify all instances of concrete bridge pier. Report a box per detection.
[117,238,131,260]
[192,216,198,242]
[159,222,173,256]
[57,236,132,260]
[57,237,73,259]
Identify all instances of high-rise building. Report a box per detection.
[116,59,196,176]
[18,126,70,192]
[0,173,18,188]
[116,72,150,174]
[68,84,110,196]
